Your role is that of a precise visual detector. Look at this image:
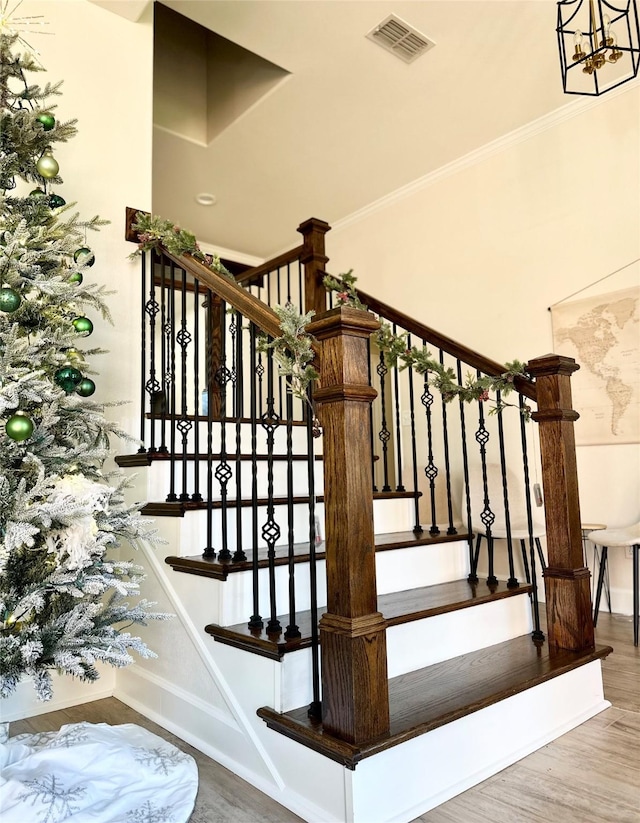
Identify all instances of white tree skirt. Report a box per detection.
[0,721,198,822]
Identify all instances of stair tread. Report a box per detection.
[165,529,468,581]
[257,637,613,767]
[143,489,420,517]
[206,578,530,659]
[116,452,324,467]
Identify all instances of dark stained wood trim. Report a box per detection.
[141,490,421,517]
[116,451,324,466]
[257,639,612,768]
[165,530,470,581]
[355,287,537,402]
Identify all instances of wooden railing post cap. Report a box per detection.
[527,354,580,377]
[309,306,381,340]
[297,217,331,237]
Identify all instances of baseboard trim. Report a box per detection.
[1,669,115,723]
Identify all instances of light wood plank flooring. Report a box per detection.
[10,612,639,823]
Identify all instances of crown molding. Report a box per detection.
[333,79,640,235]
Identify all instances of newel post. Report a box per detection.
[308,306,390,744]
[298,218,331,318]
[527,354,595,653]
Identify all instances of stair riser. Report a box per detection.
[162,497,415,558]
[278,594,533,711]
[146,458,324,503]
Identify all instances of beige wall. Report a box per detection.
[21,0,154,439]
[328,85,640,613]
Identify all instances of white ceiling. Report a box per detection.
[150,0,595,259]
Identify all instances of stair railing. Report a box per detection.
[125,209,595,749]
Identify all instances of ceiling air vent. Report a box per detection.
[366,14,435,63]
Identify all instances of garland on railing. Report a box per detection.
[128,212,235,280]
[323,270,531,418]
[127,217,531,419]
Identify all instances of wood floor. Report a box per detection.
[10,612,639,823]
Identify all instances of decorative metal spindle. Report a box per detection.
[256,350,265,419]
[439,350,457,535]
[202,289,216,560]
[421,341,440,536]
[392,324,405,492]
[519,394,544,643]
[261,347,282,635]
[248,324,263,628]
[229,310,237,418]
[191,279,202,502]
[306,383,321,720]
[166,263,178,503]
[457,360,474,576]
[233,313,247,562]
[157,258,169,453]
[284,385,301,640]
[376,350,392,492]
[407,335,422,534]
[144,255,161,455]
[475,386,496,586]
[177,267,193,502]
[138,251,147,453]
[286,262,292,304]
[277,269,283,419]
[215,302,233,562]
[297,259,304,313]
[367,339,377,492]
[496,389,517,587]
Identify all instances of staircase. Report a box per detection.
[113,213,611,823]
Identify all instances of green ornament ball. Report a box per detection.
[36,150,59,179]
[55,366,83,393]
[0,287,21,313]
[49,193,66,209]
[29,188,47,198]
[68,271,83,285]
[36,112,55,131]
[76,378,96,397]
[5,411,34,442]
[72,316,93,335]
[73,247,95,267]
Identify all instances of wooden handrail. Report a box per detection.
[235,244,305,286]
[355,288,537,402]
[162,247,283,341]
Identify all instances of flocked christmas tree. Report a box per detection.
[0,25,166,701]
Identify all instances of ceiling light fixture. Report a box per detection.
[557,0,639,95]
[195,193,217,206]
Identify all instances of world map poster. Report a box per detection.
[551,285,639,446]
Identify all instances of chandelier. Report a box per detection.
[557,0,640,94]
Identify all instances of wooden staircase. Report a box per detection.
[113,212,611,823]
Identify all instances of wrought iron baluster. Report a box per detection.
[367,338,377,492]
[233,313,246,563]
[439,350,457,535]
[376,350,392,492]
[284,385,300,640]
[496,389,517,588]
[297,258,304,314]
[519,393,544,643]
[192,279,202,502]
[138,251,147,453]
[261,346,282,635]
[457,359,474,576]
[202,288,216,560]
[215,301,233,562]
[229,309,237,419]
[421,340,440,536]
[392,323,405,492]
[157,258,169,454]
[306,382,321,720]
[277,268,283,418]
[406,335,422,535]
[248,323,262,628]
[177,266,193,502]
[475,379,496,585]
[144,254,160,455]
[166,263,178,503]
